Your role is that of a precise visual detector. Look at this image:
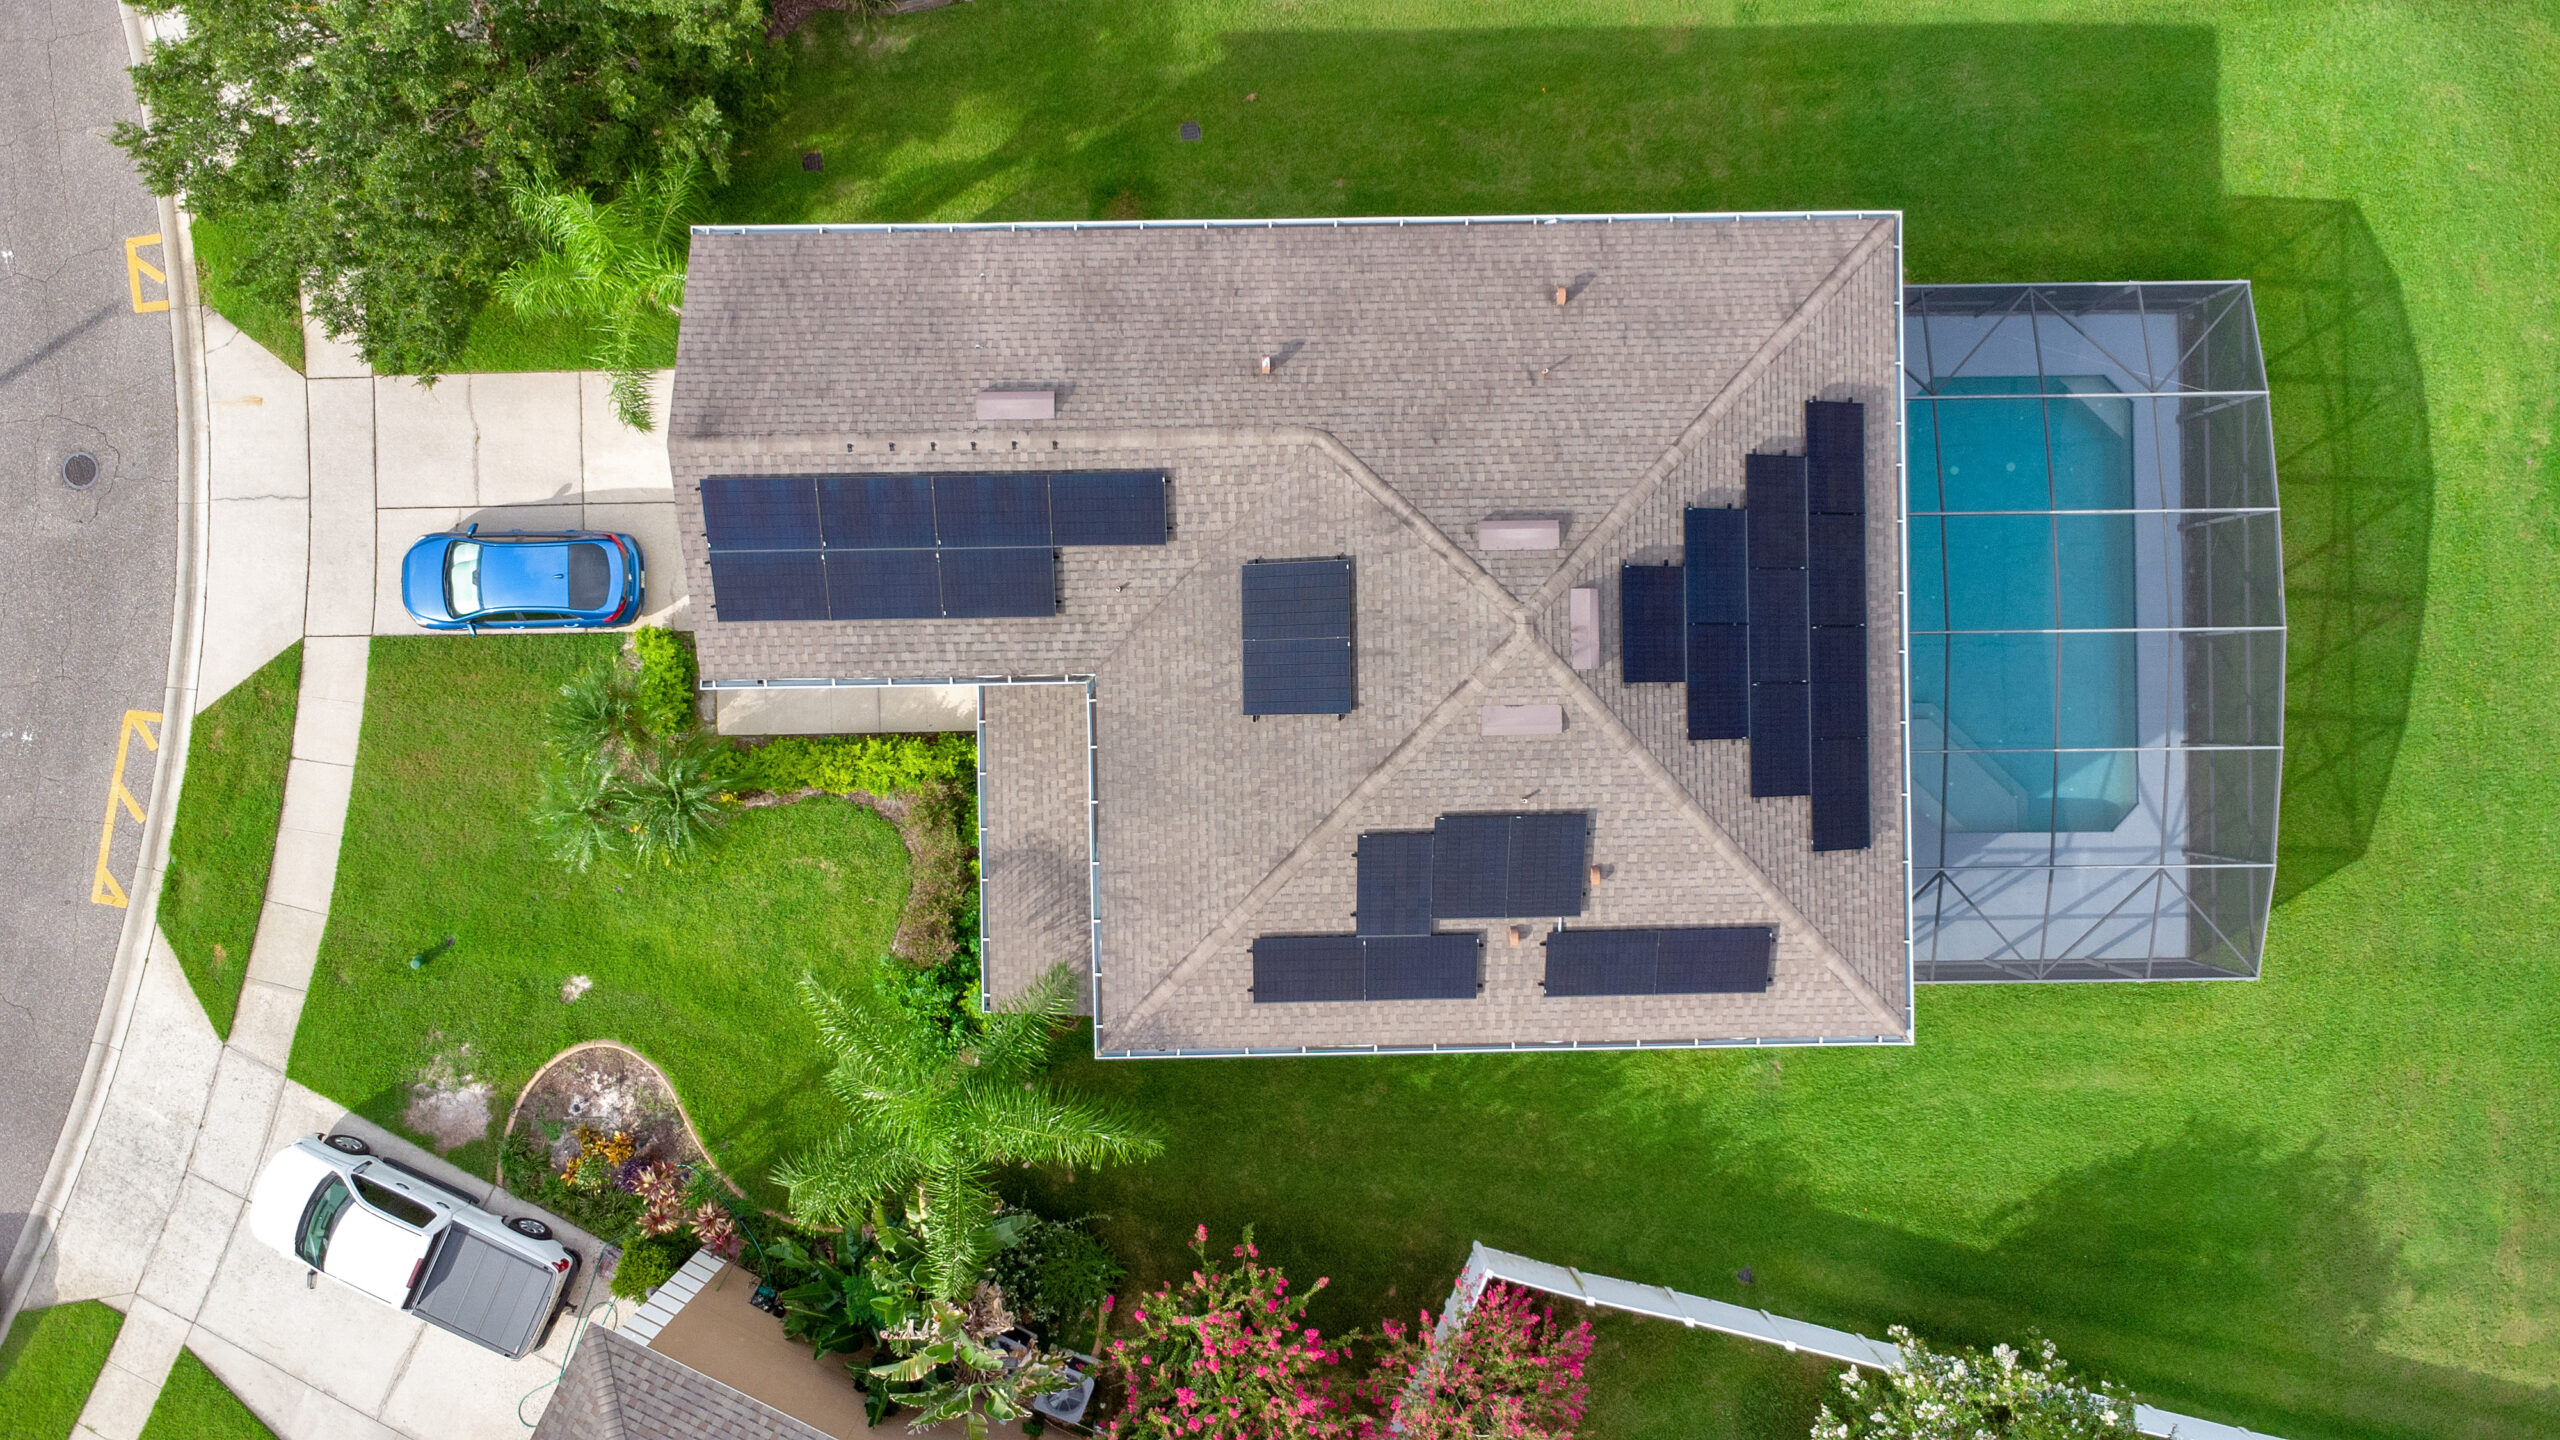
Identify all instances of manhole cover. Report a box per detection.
[1178,121,1202,142]
[62,452,98,489]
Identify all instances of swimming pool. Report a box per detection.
[1909,377,2139,833]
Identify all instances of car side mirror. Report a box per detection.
[306,1269,318,1289]
[464,522,478,536]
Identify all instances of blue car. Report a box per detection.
[400,526,644,631]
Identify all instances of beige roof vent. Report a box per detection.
[1568,587,1599,670]
[1481,704,1565,736]
[1477,517,1561,551]
[975,389,1055,421]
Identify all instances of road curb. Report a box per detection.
[0,5,215,1348]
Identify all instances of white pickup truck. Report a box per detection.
[247,1133,581,1360]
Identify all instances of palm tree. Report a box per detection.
[777,964,1163,1300]
[496,159,696,431]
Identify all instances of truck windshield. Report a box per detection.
[445,541,483,615]
[296,1178,354,1268]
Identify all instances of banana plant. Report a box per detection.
[869,1300,1073,1440]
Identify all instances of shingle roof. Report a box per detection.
[531,1328,833,1440]
[672,214,1910,1052]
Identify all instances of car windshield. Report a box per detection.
[445,541,483,615]
[297,1177,354,1268]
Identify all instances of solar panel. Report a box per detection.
[938,547,1057,618]
[825,549,941,620]
[1685,624,1748,740]
[1619,566,1686,684]
[1363,935,1479,1000]
[1241,560,1355,715]
[702,476,821,552]
[818,475,936,549]
[1506,813,1590,916]
[1429,814,1511,918]
[1810,627,1868,739]
[1744,452,1807,569]
[1807,512,1866,628]
[1541,928,1657,997]
[1810,736,1873,851]
[1683,509,1748,624]
[1748,569,1808,684]
[1750,683,1811,796]
[933,473,1050,548]
[1805,400,1867,516]
[1657,926,1775,993]
[1241,559,1354,639]
[1251,936,1365,1003]
[1356,832,1436,937]
[708,550,829,622]
[1049,471,1170,546]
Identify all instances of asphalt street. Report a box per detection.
[0,0,181,1266]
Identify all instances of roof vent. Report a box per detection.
[1568,587,1599,670]
[976,389,1054,421]
[1481,704,1565,736]
[1477,517,1560,551]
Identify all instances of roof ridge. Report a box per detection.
[1522,644,1907,1034]
[1527,217,1899,615]
[1104,628,1531,1040]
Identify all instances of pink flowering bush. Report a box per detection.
[1101,1226,1361,1440]
[1357,1282,1593,1440]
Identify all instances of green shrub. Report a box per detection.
[549,659,643,757]
[728,733,975,798]
[622,729,733,865]
[503,1131,644,1242]
[987,1216,1124,1344]
[632,627,698,736]
[612,1233,699,1300]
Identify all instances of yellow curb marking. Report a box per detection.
[125,233,169,314]
[92,710,162,907]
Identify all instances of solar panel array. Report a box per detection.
[1241,559,1355,714]
[1355,831,1436,937]
[1543,926,1775,996]
[1607,400,1872,852]
[1429,812,1590,917]
[1805,400,1872,851]
[700,470,1168,622]
[1250,933,1481,1003]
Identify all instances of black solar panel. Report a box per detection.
[1685,624,1749,740]
[1810,736,1873,852]
[1805,400,1867,516]
[1505,812,1590,916]
[1355,832,1436,937]
[1049,471,1169,546]
[1810,627,1868,739]
[708,550,829,622]
[1744,452,1807,569]
[1748,569,1808,684]
[1428,814,1511,918]
[938,547,1057,618]
[1363,935,1479,1000]
[1241,560,1355,715]
[1251,936,1365,1003]
[825,549,941,620]
[1683,509,1748,624]
[1541,929,1657,997]
[1657,926,1776,993]
[1619,566,1686,684]
[818,475,936,550]
[1807,513,1866,628]
[702,476,821,552]
[933,473,1050,548]
[1750,683,1811,797]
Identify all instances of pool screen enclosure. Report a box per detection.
[1905,283,2283,981]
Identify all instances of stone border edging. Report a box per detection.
[496,1039,754,1208]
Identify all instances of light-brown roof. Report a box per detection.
[671,214,1910,1053]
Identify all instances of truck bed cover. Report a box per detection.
[409,1225,562,1358]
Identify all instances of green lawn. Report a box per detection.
[159,643,301,1039]
[0,1301,123,1440]
[292,636,910,1190]
[189,217,304,372]
[725,4,2558,1439]
[136,1351,278,1440]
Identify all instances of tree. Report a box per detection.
[777,964,1162,1300]
[1813,1328,2141,1440]
[498,160,696,431]
[1101,1225,1361,1440]
[116,0,774,377]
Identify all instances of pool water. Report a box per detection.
[1909,377,2140,833]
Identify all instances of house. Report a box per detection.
[665,213,2281,1052]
